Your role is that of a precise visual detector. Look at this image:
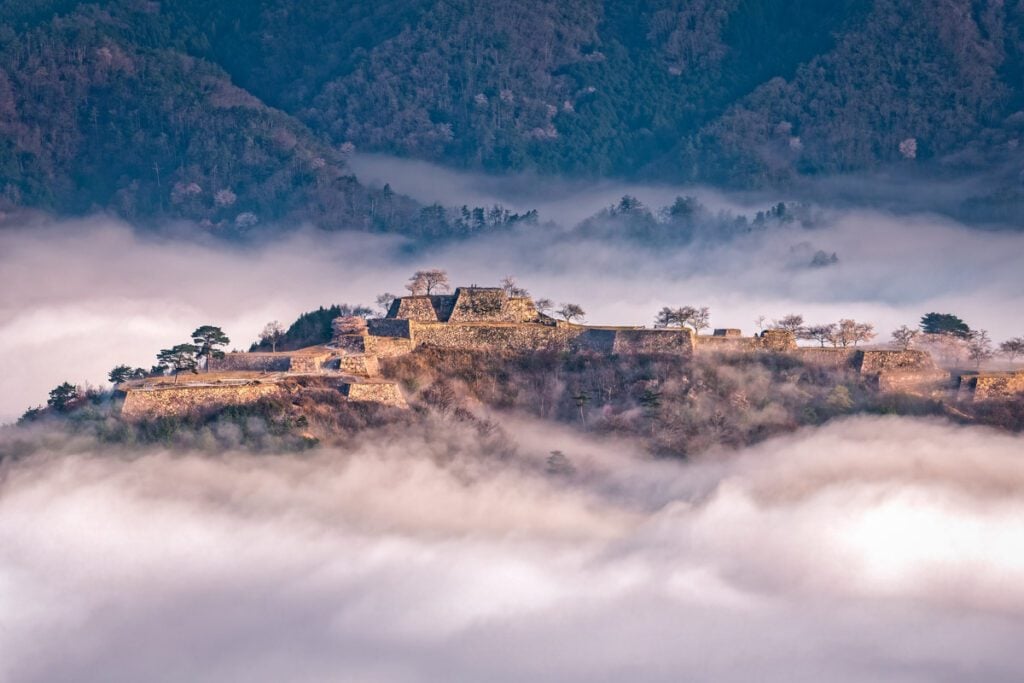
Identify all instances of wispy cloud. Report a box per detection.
[1,416,1023,681]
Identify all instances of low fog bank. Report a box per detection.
[3,204,1024,421]
[350,153,763,225]
[1,416,1023,682]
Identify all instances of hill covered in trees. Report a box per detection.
[3,0,1024,229]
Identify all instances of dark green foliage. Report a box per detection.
[249,304,372,352]
[920,313,971,338]
[46,382,79,411]
[191,325,230,369]
[156,344,199,380]
[108,364,147,384]
[4,0,1024,230]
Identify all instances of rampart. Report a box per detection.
[696,335,760,353]
[387,288,539,325]
[121,383,284,420]
[958,371,1024,401]
[288,348,333,374]
[342,381,408,408]
[339,354,379,376]
[210,348,333,374]
[210,353,291,373]
[411,322,577,352]
[368,318,413,339]
[388,296,447,322]
[794,348,859,368]
[855,349,948,394]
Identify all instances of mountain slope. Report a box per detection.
[2,0,1023,228]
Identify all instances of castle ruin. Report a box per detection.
[118,283,1022,419]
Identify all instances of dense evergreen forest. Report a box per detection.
[2,0,1024,231]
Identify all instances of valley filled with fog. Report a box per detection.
[2,416,1023,682]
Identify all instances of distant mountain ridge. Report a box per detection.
[2,0,1024,229]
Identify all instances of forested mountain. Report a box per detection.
[2,0,1024,230]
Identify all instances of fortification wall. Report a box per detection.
[210,353,290,373]
[609,329,694,354]
[364,335,415,357]
[504,297,540,323]
[388,296,444,322]
[963,372,1024,401]
[340,354,379,376]
[795,348,859,368]
[343,382,408,408]
[288,349,333,374]
[368,318,413,339]
[758,329,798,351]
[121,383,284,420]
[876,369,950,394]
[412,322,576,352]
[697,335,759,353]
[857,350,935,373]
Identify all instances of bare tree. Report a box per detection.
[376,293,398,315]
[833,319,876,347]
[754,315,767,333]
[967,330,994,368]
[406,269,450,295]
[259,321,285,352]
[890,325,920,351]
[803,323,837,348]
[773,314,805,335]
[558,303,586,324]
[406,273,427,296]
[654,307,681,328]
[677,305,710,333]
[1000,337,1024,364]
[534,298,554,316]
[500,275,529,297]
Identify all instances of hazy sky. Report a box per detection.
[2,415,1022,682]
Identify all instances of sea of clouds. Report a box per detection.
[2,193,1023,421]
[1,415,1023,682]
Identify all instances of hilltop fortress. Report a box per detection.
[119,284,1023,419]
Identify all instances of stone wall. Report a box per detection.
[503,296,540,323]
[877,369,950,394]
[342,381,408,408]
[368,318,413,339]
[795,348,860,368]
[388,295,449,322]
[340,354,379,376]
[758,329,798,351]
[960,371,1024,401]
[364,335,415,357]
[412,322,577,352]
[121,383,284,420]
[855,350,946,394]
[857,350,934,374]
[288,349,333,374]
[608,328,694,354]
[210,353,291,373]
[697,335,759,353]
[386,288,540,325]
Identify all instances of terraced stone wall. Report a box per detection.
[342,382,408,408]
[121,383,283,420]
[209,353,290,372]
